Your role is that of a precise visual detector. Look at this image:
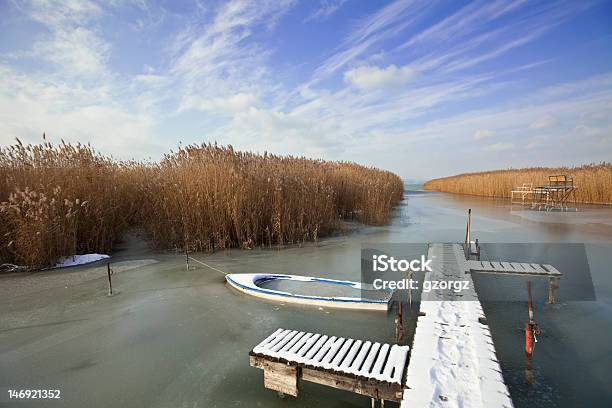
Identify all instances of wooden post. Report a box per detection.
[395,301,404,343]
[525,354,534,386]
[527,281,533,323]
[185,246,190,271]
[548,277,558,304]
[107,263,113,296]
[408,270,413,308]
[262,360,298,397]
[464,209,471,255]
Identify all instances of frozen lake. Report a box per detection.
[1,184,611,407]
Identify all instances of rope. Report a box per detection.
[188,256,229,276]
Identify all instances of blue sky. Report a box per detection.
[0,0,611,179]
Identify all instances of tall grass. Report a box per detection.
[0,140,403,267]
[0,140,141,267]
[423,163,612,204]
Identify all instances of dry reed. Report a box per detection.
[0,140,403,267]
[423,163,612,204]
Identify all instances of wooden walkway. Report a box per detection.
[401,244,514,408]
[248,242,564,406]
[467,259,562,277]
[249,328,409,401]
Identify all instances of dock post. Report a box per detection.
[548,277,558,304]
[107,263,113,296]
[464,209,471,255]
[185,246,190,271]
[408,270,413,307]
[395,301,404,343]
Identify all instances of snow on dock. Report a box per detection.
[250,328,409,400]
[401,243,514,408]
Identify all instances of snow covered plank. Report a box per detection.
[250,328,409,385]
[250,328,409,402]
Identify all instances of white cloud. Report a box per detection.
[0,66,158,156]
[530,115,557,129]
[134,74,167,85]
[167,0,296,113]
[472,129,495,140]
[0,0,609,179]
[181,93,256,113]
[33,27,110,76]
[313,0,433,81]
[483,142,514,152]
[344,64,416,90]
[25,0,110,77]
[305,0,349,22]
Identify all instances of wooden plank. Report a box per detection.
[371,343,390,375]
[358,342,381,376]
[271,330,298,353]
[467,259,562,277]
[263,360,299,397]
[312,336,337,363]
[301,367,403,402]
[529,263,547,273]
[339,340,362,371]
[301,334,326,361]
[349,341,371,374]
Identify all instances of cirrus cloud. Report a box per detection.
[344,64,417,90]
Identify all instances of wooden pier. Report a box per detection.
[401,243,514,408]
[467,259,562,277]
[249,242,562,407]
[511,174,577,211]
[249,329,409,402]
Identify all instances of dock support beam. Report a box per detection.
[464,208,471,248]
[548,277,558,304]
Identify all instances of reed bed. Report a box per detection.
[0,140,403,268]
[423,163,612,204]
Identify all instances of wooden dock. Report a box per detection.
[467,259,562,277]
[249,242,563,406]
[249,329,409,401]
[401,244,513,408]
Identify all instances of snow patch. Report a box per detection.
[55,254,110,268]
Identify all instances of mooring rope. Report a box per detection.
[187,256,229,276]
